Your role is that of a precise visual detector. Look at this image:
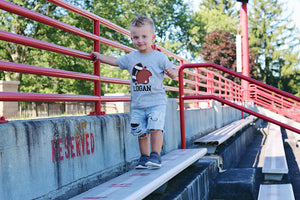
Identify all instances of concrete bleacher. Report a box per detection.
[70,148,207,200]
[194,115,256,153]
[258,123,295,199]
[258,184,295,200]
[262,123,288,181]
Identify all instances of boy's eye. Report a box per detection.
[133,36,138,39]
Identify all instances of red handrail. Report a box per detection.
[179,63,300,149]
[180,63,300,102]
[249,84,300,121]
[0,0,135,53]
[0,0,194,117]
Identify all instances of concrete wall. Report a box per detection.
[0,99,243,200]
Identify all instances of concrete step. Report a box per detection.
[258,184,295,200]
[262,124,288,181]
[212,168,256,200]
[194,116,256,153]
[144,157,219,200]
[70,148,207,200]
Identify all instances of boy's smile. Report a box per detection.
[130,25,156,54]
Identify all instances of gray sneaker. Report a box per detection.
[136,155,149,169]
[146,152,161,169]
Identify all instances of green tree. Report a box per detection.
[199,30,258,82]
[188,0,300,97]
[200,0,237,15]
[248,0,300,94]
[185,0,239,59]
[187,8,238,58]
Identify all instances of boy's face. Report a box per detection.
[130,24,156,54]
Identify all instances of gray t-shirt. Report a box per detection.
[117,50,175,108]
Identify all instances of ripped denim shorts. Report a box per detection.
[130,104,166,137]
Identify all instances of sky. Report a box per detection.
[286,0,300,30]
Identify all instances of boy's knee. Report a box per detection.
[138,133,149,139]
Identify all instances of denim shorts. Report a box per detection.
[130,104,166,136]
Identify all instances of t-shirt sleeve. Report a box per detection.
[116,54,129,70]
[162,54,175,70]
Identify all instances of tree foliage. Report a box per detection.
[190,0,299,96]
[191,0,258,80]
[187,8,238,58]
[200,0,237,16]
[248,0,300,94]
[199,30,258,82]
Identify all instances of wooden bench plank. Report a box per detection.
[262,124,288,181]
[258,184,295,200]
[70,148,207,200]
[194,116,256,153]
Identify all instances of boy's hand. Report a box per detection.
[92,52,101,63]
[165,67,178,79]
[91,52,118,66]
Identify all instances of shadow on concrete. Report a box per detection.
[281,128,300,199]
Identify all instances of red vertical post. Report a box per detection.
[230,82,233,101]
[93,20,101,114]
[207,72,214,94]
[179,61,186,149]
[219,78,222,98]
[240,3,250,102]
[195,67,199,109]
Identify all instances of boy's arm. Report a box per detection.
[165,67,178,80]
[92,52,118,66]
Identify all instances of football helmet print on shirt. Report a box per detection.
[131,63,152,85]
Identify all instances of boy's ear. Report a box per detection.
[152,34,156,42]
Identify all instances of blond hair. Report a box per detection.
[130,14,155,32]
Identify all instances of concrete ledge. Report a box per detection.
[213,168,256,200]
[262,124,288,181]
[194,116,256,153]
[0,114,138,200]
[258,184,295,200]
[70,149,207,200]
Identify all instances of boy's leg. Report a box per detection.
[150,129,163,155]
[146,129,163,168]
[136,133,150,169]
[138,133,150,156]
[145,104,166,168]
[130,108,149,155]
[130,108,151,169]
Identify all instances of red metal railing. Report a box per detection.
[0,0,242,119]
[0,0,133,116]
[179,63,300,149]
[249,84,300,121]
